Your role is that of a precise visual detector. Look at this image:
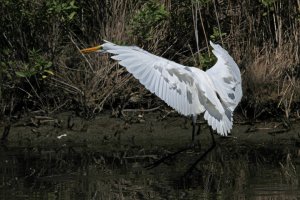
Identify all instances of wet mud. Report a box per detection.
[1,112,300,199]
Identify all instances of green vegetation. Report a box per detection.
[15,49,53,79]
[0,0,299,120]
[130,0,169,41]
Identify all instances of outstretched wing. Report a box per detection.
[189,68,233,136]
[206,41,242,111]
[96,41,242,136]
[101,41,205,116]
[197,41,242,135]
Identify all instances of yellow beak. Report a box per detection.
[80,45,102,54]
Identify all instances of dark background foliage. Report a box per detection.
[0,0,299,120]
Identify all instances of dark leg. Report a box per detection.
[192,115,201,141]
[184,128,216,177]
[146,115,202,170]
[196,122,201,137]
[1,124,11,142]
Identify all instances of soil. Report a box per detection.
[1,111,300,199]
[2,111,300,156]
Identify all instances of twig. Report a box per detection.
[123,155,158,160]
[69,36,95,73]
[122,106,161,113]
[3,84,33,98]
[25,77,45,107]
[213,0,224,45]
[50,77,84,95]
[199,7,210,57]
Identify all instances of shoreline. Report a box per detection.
[2,111,300,151]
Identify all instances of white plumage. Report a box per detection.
[81,41,242,136]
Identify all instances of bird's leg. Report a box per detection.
[184,127,216,177]
[191,115,201,141]
[191,115,201,151]
[192,122,196,141]
[1,116,11,142]
[1,124,11,142]
[145,116,200,170]
[196,122,201,136]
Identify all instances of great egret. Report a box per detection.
[80,41,242,137]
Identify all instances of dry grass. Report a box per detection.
[2,0,300,122]
[242,40,299,118]
[50,0,169,116]
[48,0,300,119]
[221,0,300,119]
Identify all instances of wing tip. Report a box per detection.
[204,110,232,136]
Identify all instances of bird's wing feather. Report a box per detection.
[101,41,205,116]
[206,41,242,111]
[191,69,233,135]
[99,41,241,136]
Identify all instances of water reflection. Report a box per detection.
[0,143,299,200]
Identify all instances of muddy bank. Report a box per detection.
[1,112,300,199]
[2,111,300,162]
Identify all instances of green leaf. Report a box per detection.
[44,70,54,75]
[68,12,76,20]
[16,71,36,78]
[45,62,53,68]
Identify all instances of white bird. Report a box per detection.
[80,41,242,137]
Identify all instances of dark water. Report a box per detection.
[0,145,299,200]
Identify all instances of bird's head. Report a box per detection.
[80,45,102,54]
